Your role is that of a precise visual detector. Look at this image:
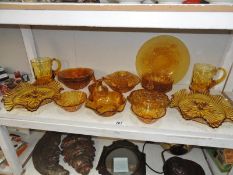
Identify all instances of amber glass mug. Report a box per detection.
[190,63,227,93]
[31,57,61,85]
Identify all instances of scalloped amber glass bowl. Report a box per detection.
[57,68,94,90]
[86,80,126,117]
[54,91,87,112]
[128,89,170,123]
[170,89,233,128]
[103,71,140,93]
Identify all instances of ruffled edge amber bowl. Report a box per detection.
[170,89,233,128]
[86,80,126,117]
[57,68,95,90]
[54,91,87,112]
[2,81,63,112]
[103,71,140,93]
[128,89,170,124]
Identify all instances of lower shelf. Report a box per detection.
[0,130,44,175]
[24,136,213,175]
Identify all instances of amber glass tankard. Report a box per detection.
[190,63,227,93]
[31,57,61,84]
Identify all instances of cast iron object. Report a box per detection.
[96,140,146,175]
[32,132,69,175]
[163,157,205,175]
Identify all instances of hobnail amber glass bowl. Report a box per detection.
[128,89,170,123]
[57,68,94,90]
[103,71,140,93]
[86,80,126,117]
[54,91,87,112]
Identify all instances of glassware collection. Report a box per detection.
[1,34,233,129]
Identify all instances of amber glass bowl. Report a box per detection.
[128,89,170,123]
[57,68,94,90]
[54,91,87,112]
[86,80,126,117]
[103,71,140,93]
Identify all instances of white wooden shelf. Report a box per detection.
[0,85,233,149]
[24,136,213,175]
[0,130,44,175]
[0,4,233,29]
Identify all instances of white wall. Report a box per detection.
[0,26,30,74]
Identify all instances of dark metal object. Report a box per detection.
[163,157,205,175]
[61,134,96,175]
[32,132,69,175]
[97,140,146,175]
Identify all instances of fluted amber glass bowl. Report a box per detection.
[57,68,94,90]
[86,80,126,117]
[3,81,62,112]
[128,89,170,123]
[54,91,87,112]
[103,71,140,93]
[171,89,233,128]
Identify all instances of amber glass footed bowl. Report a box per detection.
[103,71,140,93]
[54,91,87,112]
[128,89,170,123]
[57,68,94,90]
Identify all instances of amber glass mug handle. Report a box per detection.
[213,67,227,87]
[52,58,61,75]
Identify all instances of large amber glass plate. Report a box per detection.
[3,81,63,112]
[136,35,190,83]
[170,89,233,128]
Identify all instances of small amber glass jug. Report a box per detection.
[190,63,227,93]
[31,57,61,84]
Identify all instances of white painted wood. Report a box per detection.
[20,26,38,79]
[219,33,233,91]
[0,10,233,29]
[224,64,233,92]
[0,130,44,174]
[24,136,212,175]
[0,126,23,175]
[229,167,233,175]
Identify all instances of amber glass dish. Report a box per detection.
[54,91,87,112]
[103,71,140,93]
[86,80,126,117]
[171,89,233,128]
[57,68,94,90]
[3,81,62,112]
[128,89,170,124]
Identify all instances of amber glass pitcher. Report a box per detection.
[190,63,227,93]
[31,57,61,84]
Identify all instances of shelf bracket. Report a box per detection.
[20,25,38,80]
[0,126,23,175]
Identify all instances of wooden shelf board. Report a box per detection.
[0,3,232,12]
